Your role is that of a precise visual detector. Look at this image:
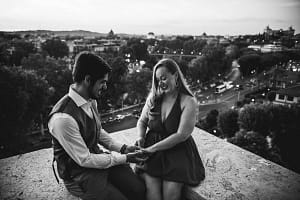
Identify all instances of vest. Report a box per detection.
[49,95,102,180]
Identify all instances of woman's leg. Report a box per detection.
[142,173,162,200]
[163,180,183,200]
[108,164,146,200]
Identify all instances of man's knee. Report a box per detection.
[132,177,146,200]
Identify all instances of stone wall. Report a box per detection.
[1,127,300,200]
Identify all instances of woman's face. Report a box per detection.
[155,66,177,95]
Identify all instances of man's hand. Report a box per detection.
[124,145,140,154]
[126,151,148,164]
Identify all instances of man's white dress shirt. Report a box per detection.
[48,85,127,169]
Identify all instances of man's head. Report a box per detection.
[73,51,112,99]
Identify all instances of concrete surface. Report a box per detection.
[1,127,300,200]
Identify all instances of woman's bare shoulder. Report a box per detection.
[180,93,197,109]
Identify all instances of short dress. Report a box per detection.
[142,93,205,186]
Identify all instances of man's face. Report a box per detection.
[88,74,108,99]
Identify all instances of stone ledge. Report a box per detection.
[1,127,300,200]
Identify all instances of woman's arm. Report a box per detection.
[136,99,151,146]
[145,96,197,152]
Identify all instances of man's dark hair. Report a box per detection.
[73,51,112,84]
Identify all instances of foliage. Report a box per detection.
[188,56,210,83]
[125,38,149,61]
[126,68,152,104]
[268,104,300,173]
[0,66,49,151]
[218,109,239,138]
[41,38,69,58]
[266,91,276,101]
[198,109,220,135]
[142,55,159,70]
[21,53,72,105]
[238,104,270,136]
[228,130,269,157]
[238,54,261,76]
[101,57,128,109]
[0,39,36,66]
[221,103,300,173]
[203,43,228,76]
[225,45,239,59]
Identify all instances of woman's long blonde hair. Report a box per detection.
[147,58,194,108]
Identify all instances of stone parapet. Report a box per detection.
[1,127,300,199]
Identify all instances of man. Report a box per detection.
[48,52,146,200]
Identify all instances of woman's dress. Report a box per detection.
[143,94,205,185]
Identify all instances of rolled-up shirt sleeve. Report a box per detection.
[48,113,127,169]
[99,129,124,152]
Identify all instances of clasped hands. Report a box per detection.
[123,139,153,164]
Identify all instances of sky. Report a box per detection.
[1,0,300,35]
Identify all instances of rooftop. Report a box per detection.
[1,127,300,200]
[276,85,300,97]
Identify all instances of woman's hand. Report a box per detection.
[135,137,145,148]
[143,146,156,154]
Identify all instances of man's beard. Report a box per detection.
[88,84,99,99]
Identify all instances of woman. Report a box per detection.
[136,58,205,200]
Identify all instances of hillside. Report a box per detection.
[3,30,107,37]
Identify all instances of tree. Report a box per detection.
[188,56,211,83]
[21,53,72,105]
[166,39,183,51]
[260,54,276,71]
[225,45,239,59]
[125,38,149,61]
[177,59,189,77]
[238,104,270,136]
[183,39,195,54]
[101,57,128,109]
[0,66,49,153]
[143,55,158,70]
[126,68,152,104]
[268,104,300,173]
[266,91,276,101]
[202,43,227,76]
[119,45,134,61]
[199,109,220,135]
[0,39,36,66]
[218,109,239,138]
[238,54,261,76]
[41,38,69,58]
[0,41,10,65]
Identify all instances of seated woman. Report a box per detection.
[136,58,205,200]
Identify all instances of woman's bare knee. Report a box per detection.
[142,173,162,200]
[163,180,183,200]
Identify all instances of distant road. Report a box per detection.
[197,86,256,119]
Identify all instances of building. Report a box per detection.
[248,45,262,51]
[264,26,295,40]
[147,32,155,39]
[260,44,284,53]
[273,85,300,106]
[269,70,300,89]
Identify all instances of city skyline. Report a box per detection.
[1,0,300,36]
